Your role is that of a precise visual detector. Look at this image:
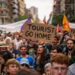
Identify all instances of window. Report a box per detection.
[2,18,4,24]
[0,3,2,7]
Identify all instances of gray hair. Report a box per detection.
[44,63,51,71]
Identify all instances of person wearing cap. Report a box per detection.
[20,58,30,70]
[0,41,9,51]
[0,41,13,62]
[16,45,34,68]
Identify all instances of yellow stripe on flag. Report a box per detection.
[31,19,34,23]
[63,14,70,32]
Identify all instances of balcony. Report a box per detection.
[19,1,24,5]
[12,4,18,9]
[11,0,18,4]
[0,0,7,2]
[13,9,18,14]
[0,7,8,10]
[18,0,24,4]
[19,4,25,9]
[19,12,24,16]
[0,0,8,4]
[0,13,8,16]
[12,14,18,19]
[0,14,9,18]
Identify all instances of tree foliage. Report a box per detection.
[52,13,63,26]
[14,15,29,22]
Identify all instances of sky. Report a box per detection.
[24,0,53,21]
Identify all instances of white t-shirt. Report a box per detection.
[14,39,22,50]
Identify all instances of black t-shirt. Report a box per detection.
[2,50,13,62]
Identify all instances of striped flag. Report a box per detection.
[21,17,31,32]
[63,14,70,32]
[48,12,53,24]
[43,16,48,24]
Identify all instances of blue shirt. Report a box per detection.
[16,56,34,66]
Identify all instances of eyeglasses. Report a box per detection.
[21,64,29,67]
[10,65,19,68]
[21,64,26,66]
[53,67,67,71]
[67,43,73,45]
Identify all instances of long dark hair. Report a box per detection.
[39,46,47,64]
[38,45,47,73]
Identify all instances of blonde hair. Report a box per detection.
[5,58,20,74]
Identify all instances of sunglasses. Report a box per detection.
[21,64,29,68]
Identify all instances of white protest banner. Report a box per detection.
[0,20,26,33]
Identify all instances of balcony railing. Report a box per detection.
[12,4,18,9]
[12,14,18,19]
[11,0,18,4]
[0,0,8,4]
[13,9,18,14]
[0,13,8,16]
[0,15,9,18]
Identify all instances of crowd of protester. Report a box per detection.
[0,31,75,75]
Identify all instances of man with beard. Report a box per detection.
[16,45,34,68]
[64,39,74,56]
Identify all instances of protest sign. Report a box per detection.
[23,23,56,42]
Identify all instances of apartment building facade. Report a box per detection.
[29,6,39,22]
[53,0,65,14]
[65,0,75,22]
[53,0,75,22]
[8,0,12,23]
[11,0,19,22]
[0,0,26,24]
[0,0,9,24]
[18,0,26,16]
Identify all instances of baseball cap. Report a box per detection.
[20,58,29,66]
